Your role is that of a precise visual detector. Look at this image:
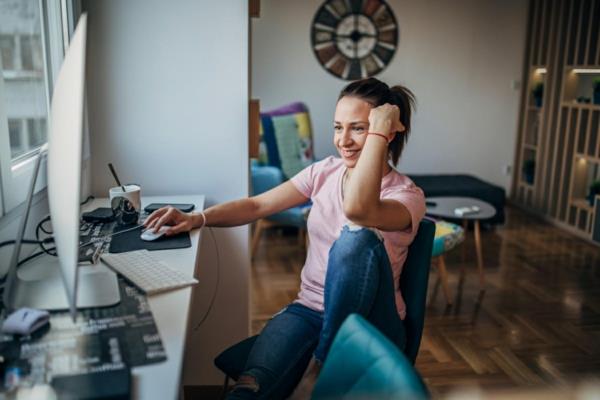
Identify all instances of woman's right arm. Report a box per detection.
[144,180,309,235]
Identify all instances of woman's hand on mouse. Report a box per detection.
[368,103,405,142]
[144,206,193,236]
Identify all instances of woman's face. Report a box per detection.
[334,96,372,168]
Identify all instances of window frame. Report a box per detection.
[0,0,68,215]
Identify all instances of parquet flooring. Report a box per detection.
[250,206,600,396]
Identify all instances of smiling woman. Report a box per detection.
[144,77,425,399]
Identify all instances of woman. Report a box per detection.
[144,77,425,399]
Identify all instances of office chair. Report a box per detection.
[312,313,429,399]
[214,219,435,392]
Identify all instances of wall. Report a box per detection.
[82,0,249,386]
[252,0,528,193]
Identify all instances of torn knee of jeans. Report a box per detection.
[233,374,260,393]
[344,223,384,241]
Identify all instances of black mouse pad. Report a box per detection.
[108,225,191,253]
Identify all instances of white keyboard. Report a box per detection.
[101,250,198,295]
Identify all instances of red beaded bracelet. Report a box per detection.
[367,132,390,143]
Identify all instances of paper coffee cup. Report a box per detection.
[109,184,141,212]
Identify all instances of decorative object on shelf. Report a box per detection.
[311,0,398,80]
[514,0,600,244]
[523,159,535,184]
[532,82,544,107]
[576,96,591,104]
[588,180,600,206]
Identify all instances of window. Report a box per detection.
[0,0,67,214]
[0,35,15,70]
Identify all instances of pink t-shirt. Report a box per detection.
[290,156,426,319]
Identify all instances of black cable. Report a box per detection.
[0,239,48,249]
[193,227,220,331]
[80,195,94,206]
[40,242,57,256]
[36,215,52,237]
[17,250,46,266]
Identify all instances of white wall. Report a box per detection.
[82,0,249,386]
[252,0,528,192]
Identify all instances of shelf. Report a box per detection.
[571,198,593,211]
[519,181,534,189]
[574,153,600,163]
[523,143,537,151]
[561,101,600,110]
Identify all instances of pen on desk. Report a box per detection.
[108,163,126,192]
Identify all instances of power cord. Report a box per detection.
[193,227,220,331]
[80,195,95,206]
[0,239,56,270]
[17,250,46,267]
[0,239,52,249]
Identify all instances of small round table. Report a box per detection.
[425,196,496,287]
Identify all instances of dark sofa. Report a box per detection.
[408,174,506,225]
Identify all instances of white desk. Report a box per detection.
[87,194,205,399]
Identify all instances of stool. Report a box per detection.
[431,220,464,305]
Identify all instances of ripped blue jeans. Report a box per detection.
[228,226,406,399]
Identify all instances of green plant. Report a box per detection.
[588,179,600,206]
[532,82,544,97]
[523,159,535,173]
[590,180,600,193]
[522,159,535,184]
[594,78,600,90]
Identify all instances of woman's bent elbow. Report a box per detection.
[343,203,371,225]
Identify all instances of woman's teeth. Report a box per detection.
[343,149,359,158]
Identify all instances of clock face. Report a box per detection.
[311,0,398,80]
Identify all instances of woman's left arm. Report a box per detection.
[343,104,412,232]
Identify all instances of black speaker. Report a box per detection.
[593,196,600,243]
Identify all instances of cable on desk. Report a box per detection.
[35,215,57,256]
[17,250,46,267]
[80,195,95,206]
[36,215,52,236]
[0,239,50,249]
[193,227,220,332]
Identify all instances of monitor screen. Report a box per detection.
[46,13,88,319]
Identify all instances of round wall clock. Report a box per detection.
[311,0,398,80]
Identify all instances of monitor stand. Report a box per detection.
[3,145,120,314]
[12,258,120,310]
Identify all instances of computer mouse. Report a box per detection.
[1,308,50,335]
[141,226,170,241]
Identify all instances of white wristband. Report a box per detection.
[198,211,207,229]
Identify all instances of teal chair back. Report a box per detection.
[400,218,435,364]
[312,314,429,400]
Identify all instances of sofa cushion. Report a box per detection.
[259,102,314,179]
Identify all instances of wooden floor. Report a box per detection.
[250,206,600,397]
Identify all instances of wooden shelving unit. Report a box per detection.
[512,0,600,244]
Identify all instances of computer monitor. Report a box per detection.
[3,13,120,320]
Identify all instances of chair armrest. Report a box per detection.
[251,165,285,195]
